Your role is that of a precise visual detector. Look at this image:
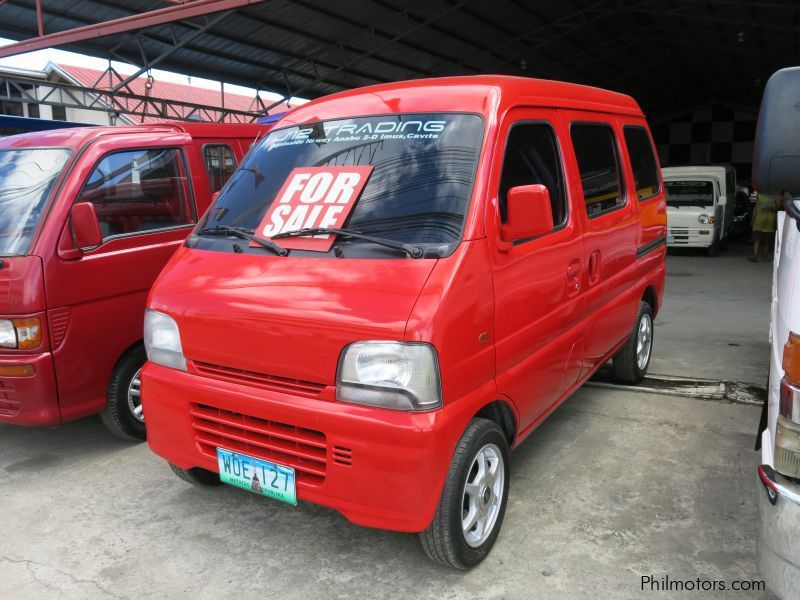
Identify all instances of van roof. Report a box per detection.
[0,121,267,150]
[278,75,644,128]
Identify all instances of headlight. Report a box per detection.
[144,310,187,371]
[698,214,710,224]
[336,341,441,411]
[0,318,42,350]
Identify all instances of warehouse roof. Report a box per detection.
[0,0,797,121]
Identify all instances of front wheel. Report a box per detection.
[101,346,147,441]
[419,418,510,569]
[612,301,654,384]
[707,237,720,257]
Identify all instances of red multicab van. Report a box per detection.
[0,122,266,440]
[141,76,666,568]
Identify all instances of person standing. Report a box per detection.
[749,191,779,262]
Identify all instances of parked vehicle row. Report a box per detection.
[1,76,666,569]
[0,122,267,439]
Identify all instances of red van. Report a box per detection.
[141,77,666,568]
[0,122,267,440]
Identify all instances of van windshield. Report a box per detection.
[0,148,72,255]
[199,113,484,256]
[665,180,715,208]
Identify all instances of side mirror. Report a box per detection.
[718,195,727,206]
[753,67,800,196]
[500,184,554,248]
[71,202,103,249]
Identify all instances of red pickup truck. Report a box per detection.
[0,121,267,440]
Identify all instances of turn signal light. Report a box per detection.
[14,318,42,350]
[0,365,35,377]
[783,333,800,386]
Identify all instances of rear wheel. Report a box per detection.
[419,418,509,569]
[169,463,221,486]
[612,301,654,384]
[100,346,146,441]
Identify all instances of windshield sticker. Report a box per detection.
[252,166,374,252]
[266,120,448,150]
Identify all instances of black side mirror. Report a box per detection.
[753,67,800,197]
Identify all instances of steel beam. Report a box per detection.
[0,72,261,122]
[0,0,269,59]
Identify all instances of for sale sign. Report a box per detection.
[253,166,374,252]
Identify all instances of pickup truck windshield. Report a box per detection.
[0,148,72,255]
[665,180,715,208]
[200,113,483,255]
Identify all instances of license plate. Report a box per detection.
[666,235,675,244]
[216,448,297,506]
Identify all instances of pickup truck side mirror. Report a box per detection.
[500,184,554,247]
[718,195,727,206]
[71,202,103,249]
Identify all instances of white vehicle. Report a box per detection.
[663,165,736,256]
[754,67,800,600]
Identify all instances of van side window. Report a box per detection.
[203,144,237,193]
[623,126,660,200]
[77,148,194,239]
[498,123,566,228]
[571,124,625,218]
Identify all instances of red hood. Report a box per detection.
[0,256,45,314]
[148,247,437,385]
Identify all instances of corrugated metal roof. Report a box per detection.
[0,0,798,120]
[54,63,290,124]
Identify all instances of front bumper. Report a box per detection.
[141,362,462,532]
[0,351,60,426]
[667,226,715,248]
[757,429,800,599]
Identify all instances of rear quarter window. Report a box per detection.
[571,123,625,218]
[623,126,661,201]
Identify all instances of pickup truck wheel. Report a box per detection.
[419,418,509,569]
[100,346,147,441]
[169,463,221,486]
[612,301,654,384]
[707,237,720,257]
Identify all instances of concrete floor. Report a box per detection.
[653,240,772,385]
[0,239,776,599]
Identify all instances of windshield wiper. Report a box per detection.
[197,225,288,256]
[272,227,424,258]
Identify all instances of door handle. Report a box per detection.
[588,250,601,284]
[567,260,581,280]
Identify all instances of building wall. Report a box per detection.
[651,105,756,183]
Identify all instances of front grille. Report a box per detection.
[190,403,327,485]
[193,361,326,397]
[333,445,353,467]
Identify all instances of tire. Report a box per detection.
[169,463,222,486]
[707,237,720,257]
[612,301,654,384]
[419,418,510,569]
[100,345,147,441]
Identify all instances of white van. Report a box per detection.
[754,67,800,600]
[663,165,736,256]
